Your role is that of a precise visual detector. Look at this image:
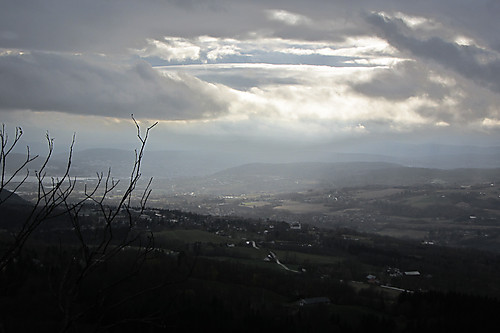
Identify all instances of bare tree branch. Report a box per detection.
[0,129,76,270]
[0,118,193,332]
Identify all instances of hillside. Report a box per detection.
[5,143,500,181]
[1,201,500,331]
[155,162,500,195]
[0,189,29,206]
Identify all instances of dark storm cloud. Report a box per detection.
[0,0,370,54]
[367,12,500,93]
[1,1,203,52]
[1,1,498,55]
[0,0,272,53]
[352,61,450,101]
[0,52,230,119]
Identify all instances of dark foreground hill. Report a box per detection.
[1,197,500,332]
[0,189,29,206]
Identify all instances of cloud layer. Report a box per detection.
[1,0,499,152]
[0,52,232,120]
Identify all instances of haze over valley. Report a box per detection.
[8,143,500,254]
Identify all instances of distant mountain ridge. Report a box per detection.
[154,161,500,195]
[3,143,500,181]
[5,149,247,179]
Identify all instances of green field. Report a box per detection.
[154,228,344,272]
[154,229,231,244]
[274,201,329,214]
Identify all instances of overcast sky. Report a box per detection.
[1,0,500,158]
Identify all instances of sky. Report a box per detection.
[1,0,500,159]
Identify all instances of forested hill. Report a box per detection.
[1,200,500,331]
[0,189,29,205]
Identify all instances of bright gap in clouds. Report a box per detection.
[142,31,451,142]
[155,63,439,138]
[265,9,313,26]
[135,34,399,66]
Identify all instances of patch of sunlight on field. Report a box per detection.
[273,201,329,214]
[376,228,428,239]
[403,194,450,208]
[240,201,272,208]
[352,188,405,199]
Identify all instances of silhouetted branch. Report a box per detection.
[0,125,38,204]
[0,129,76,270]
[53,116,161,332]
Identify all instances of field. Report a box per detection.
[155,182,500,253]
[274,202,330,214]
[3,192,500,331]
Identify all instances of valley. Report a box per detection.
[3,153,500,331]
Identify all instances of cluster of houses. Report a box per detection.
[365,267,421,286]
